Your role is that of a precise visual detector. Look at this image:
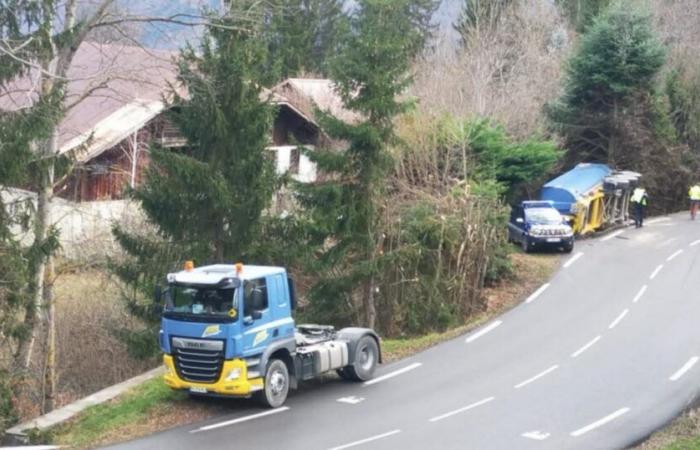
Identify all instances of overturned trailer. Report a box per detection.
[539,163,641,235]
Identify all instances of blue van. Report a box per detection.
[508,201,575,253]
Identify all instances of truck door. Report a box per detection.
[242,277,273,356]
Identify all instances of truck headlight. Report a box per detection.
[225,368,242,381]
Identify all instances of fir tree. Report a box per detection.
[547,6,665,166]
[113,10,277,341]
[265,0,344,81]
[296,0,437,329]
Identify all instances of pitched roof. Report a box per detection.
[270,78,359,125]
[0,42,355,163]
[0,42,180,162]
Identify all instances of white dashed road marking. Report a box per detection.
[691,239,700,247]
[608,309,629,329]
[571,336,601,358]
[514,365,559,389]
[465,321,503,343]
[667,249,684,261]
[364,362,422,386]
[429,397,495,422]
[191,407,290,433]
[570,407,630,437]
[647,217,671,225]
[563,252,584,268]
[632,285,647,303]
[337,396,365,404]
[526,283,550,304]
[669,357,699,381]
[602,230,625,241]
[650,265,664,280]
[328,429,402,450]
[522,431,551,440]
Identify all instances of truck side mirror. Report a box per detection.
[154,285,163,303]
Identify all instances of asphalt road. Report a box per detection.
[107,213,700,450]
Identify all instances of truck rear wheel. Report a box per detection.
[344,335,379,382]
[256,359,289,408]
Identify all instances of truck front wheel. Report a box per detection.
[344,335,379,382]
[257,359,289,408]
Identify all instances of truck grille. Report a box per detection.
[171,337,224,383]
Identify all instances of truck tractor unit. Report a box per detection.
[157,262,381,407]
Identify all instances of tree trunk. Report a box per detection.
[43,254,56,412]
[16,158,54,370]
[364,275,377,329]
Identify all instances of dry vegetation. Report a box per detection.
[412,0,570,139]
[13,266,157,423]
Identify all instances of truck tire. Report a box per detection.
[343,335,379,382]
[256,359,289,408]
[336,367,352,380]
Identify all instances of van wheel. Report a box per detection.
[563,244,574,253]
[256,359,289,408]
[344,335,379,382]
[521,238,531,253]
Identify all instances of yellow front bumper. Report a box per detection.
[163,354,263,397]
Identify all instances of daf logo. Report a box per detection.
[185,341,206,349]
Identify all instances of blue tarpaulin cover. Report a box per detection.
[540,163,611,214]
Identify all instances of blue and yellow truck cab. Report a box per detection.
[157,262,381,407]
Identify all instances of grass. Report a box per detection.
[47,378,182,448]
[633,410,700,450]
[40,250,559,449]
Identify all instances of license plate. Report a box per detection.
[189,386,207,394]
[546,238,561,243]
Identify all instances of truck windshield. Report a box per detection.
[525,208,562,225]
[164,285,238,321]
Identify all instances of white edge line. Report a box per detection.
[571,336,601,358]
[691,239,700,247]
[526,283,550,304]
[514,365,559,389]
[570,407,630,437]
[191,406,290,433]
[363,362,422,386]
[667,249,684,261]
[328,429,402,450]
[428,397,495,422]
[647,217,671,224]
[563,252,584,268]
[602,230,625,241]
[650,264,664,280]
[670,356,699,381]
[608,309,629,329]
[465,320,503,343]
[632,285,647,303]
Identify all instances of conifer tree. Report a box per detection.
[113,9,277,336]
[265,0,344,81]
[547,6,665,166]
[296,0,437,329]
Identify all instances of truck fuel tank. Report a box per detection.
[296,341,349,375]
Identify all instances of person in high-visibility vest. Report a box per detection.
[630,187,648,228]
[689,184,700,220]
